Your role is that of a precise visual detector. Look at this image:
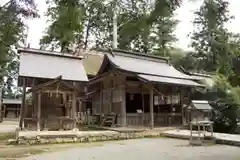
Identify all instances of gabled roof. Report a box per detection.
[138,74,203,87]
[179,67,215,87]
[82,51,104,76]
[18,48,88,82]
[96,49,203,87]
[190,100,212,110]
[29,76,80,93]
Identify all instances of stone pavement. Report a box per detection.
[162,129,240,146]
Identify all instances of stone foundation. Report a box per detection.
[13,130,162,145]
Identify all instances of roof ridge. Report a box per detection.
[179,67,213,78]
[18,47,84,60]
[94,48,169,63]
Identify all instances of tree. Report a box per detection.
[192,74,240,133]
[40,0,85,52]
[83,0,113,48]
[191,0,235,76]
[0,0,38,97]
[41,0,114,51]
[117,0,181,54]
[149,0,180,55]
[206,75,240,133]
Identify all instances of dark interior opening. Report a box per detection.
[126,93,149,113]
[126,93,182,114]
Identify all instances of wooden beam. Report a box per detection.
[28,76,62,92]
[37,92,41,131]
[150,87,154,129]
[19,78,26,130]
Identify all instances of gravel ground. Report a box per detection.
[0,120,18,133]
[21,138,240,160]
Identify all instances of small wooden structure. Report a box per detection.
[188,100,214,145]
[189,120,215,146]
[24,76,81,131]
[187,100,213,124]
[18,48,88,131]
[2,98,21,118]
[88,49,204,128]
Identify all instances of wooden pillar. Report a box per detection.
[109,89,112,113]
[141,91,145,125]
[19,78,26,129]
[99,91,103,123]
[63,92,67,116]
[72,92,77,129]
[78,99,82,113]
[37,92,41,131]
[150,87,154,129]
[180,89,185,125]
[32,79,37,117]
[120,86,126,127]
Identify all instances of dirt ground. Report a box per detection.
[0,137,107,160]
[0,133,240,160]
[1,121,240,160]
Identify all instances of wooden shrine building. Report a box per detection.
[2,98,21,118]
[18,48,88,131]
[88,49,204,128]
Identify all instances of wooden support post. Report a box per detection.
[32,79,37,117]
[72,92,77,129]
[109,89,112,113]
[99,91,103,123]
[121,86,126,127]
[19,78,26,130]
[150,87,154,129]
[141,92,145,125]
[37,92,41,131]
[180,89,185,125]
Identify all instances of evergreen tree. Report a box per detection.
[191,0,235,76]
[0,0,38,97]
[40,0,85,52]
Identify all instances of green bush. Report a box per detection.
[198,74,240,133]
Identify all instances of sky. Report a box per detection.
[4,0,240,51]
